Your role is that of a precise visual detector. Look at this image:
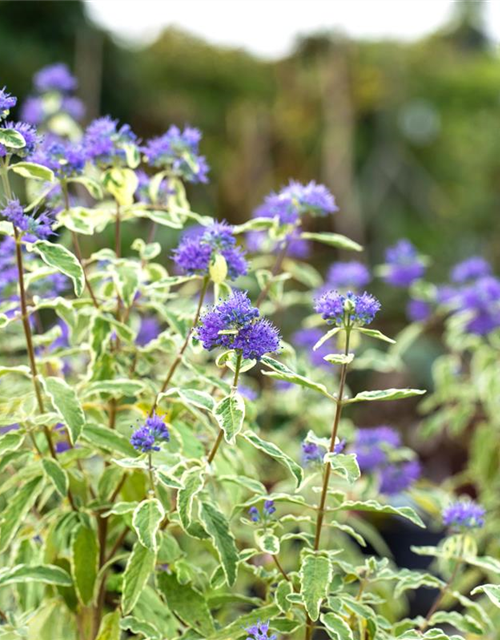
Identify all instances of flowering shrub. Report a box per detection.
[0,66,498,640]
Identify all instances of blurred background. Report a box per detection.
[2,0,500,273]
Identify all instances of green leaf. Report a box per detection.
[95,611,121,640]
[0,128,25,148]
[243,430,304,488]
[11,162,54,182]
[301,231,362,252]
[0,563,72,588]
[31,240,84,296]
[333,499,425,528]
[161,387,215,413]
[199,501,239,586]
[0,476,44,553]
[122,541,156,614]
[40,376,85,444]
[214,393,245,444]
[323,353,355,365]
[69,176,104,200]
[132,499,164,552]
[358,327,396,344]
[42,458,69,497]
[255,530,280,555]
[178,467,204,532]
[103,167,139,206]
[324,453,360,484]
[82,422,137,457]
[157,572,215,636]
[313,327,342,351]
[84,379,145,398]
[120,616,161,640]
[300,553,333,621]
[0,430,24,455]
[344,388,426,404]
[429,611,484,635]
[472,583,500,608]
[71,524,99,606]
[275,580,293,613]
[260,356,332,398]
[112,261,140,306]
[320,612,354,640]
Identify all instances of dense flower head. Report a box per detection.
[245,621,277,640]
[173,221,248,280]
[406,298,432,323]
[254,180,337,226]
[142,125,209,183]
[383,239,426,287]
[29,136,87,177]
[0,87,17,118]
[197,291,280,360]
[456,276,500,335]
[20,96,45,125]
[34,63,77,94]
[61,96,85,121]
[293,327,332,369]
[136,317,161,347]
[130,413,170,453]
[2,199,54,242]
[315,290,381,327]
[442,498,485,530]
[451,256,491,284]
[326,261,371,291]
[354,426,401,472]
[380,460,421,495]
[83,116,136,167]
[0,121,41,158]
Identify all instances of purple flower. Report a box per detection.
[61,96,85,121]
[326,261,371,291]
[0,87,17,118]
[255,180,337,226]
[142,125,209,183]
[173,222,248,280]
[442,498,485,530]
[451,257,491,284]
[239,385,258,401]
[29,136,87,178]
[130,413,170,453]
[0,121,41,158]
[248,506,260,522]
[0,424,19,435]
[197,291,280,360]
[51,319,70,350]
[264,500,276,517]
[380,460,421,495]
[248,501,276,523]
[315,290,381,327]
[136,317,161,346]
[83,116,136,167]
[301,441,325,466]
[353,426,401,472]
[34,63,77,94]
[2,199,54,241]
[456,276,500,335]
[293,328,331,369]
[406,299,432,322]
[245,621,277,640]
[383,239,426,287]
[20,97,44,125]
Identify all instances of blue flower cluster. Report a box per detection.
[197,291,280,360]
[0,87,16,119]
[136,317,161,347]
[173,222,248,280]
[2,199,54,242]
[353,426,420,495]
[83,116,137,167]
[383,239,426,288]
[130,413,170,453]
[245,621,277,640]
[30,135,87,178]
[315,290,380,327]
[142,125,209,183]
[21,63,85,126]
[248,500,276,523]
[254,180,337,225]
[451,256,491,283]
[0,121,41,158]
[325,261,371,291]
[442,498,485,530]
[301,439,345,466]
